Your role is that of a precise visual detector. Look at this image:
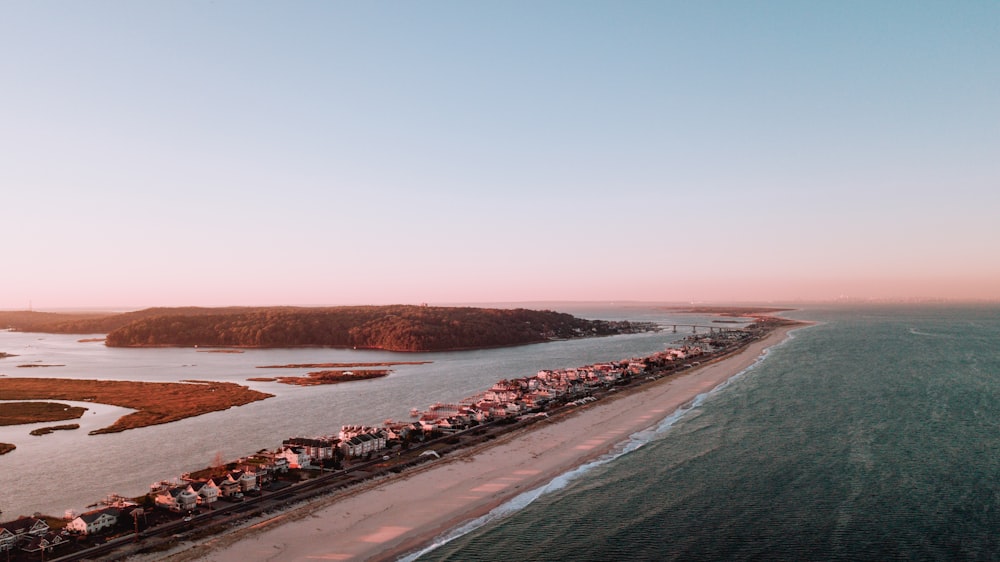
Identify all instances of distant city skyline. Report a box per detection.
[3,1,998,309]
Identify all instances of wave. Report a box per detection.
[909,327,950,337]
[399,334,789,561]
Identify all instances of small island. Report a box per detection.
[256,361,431,369]
[0,401,88,426]
[0,443,14,455]
[30,424,80,436]
[0,352,16,359]
[275,369,390,386]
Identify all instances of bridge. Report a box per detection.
[663,323,745,334]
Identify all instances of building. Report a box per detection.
[155,487,199,513]
[189,480,221,505]
[66,507,119,535]
[0,517,49,551]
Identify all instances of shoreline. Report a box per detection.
[157,322,805,562]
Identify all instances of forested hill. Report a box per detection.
[0,307,252,334]
[91,306,650,351]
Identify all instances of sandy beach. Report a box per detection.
[166,323,800,562]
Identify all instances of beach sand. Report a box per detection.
[168,324,800,562]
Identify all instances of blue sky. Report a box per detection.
[2,1,998,308]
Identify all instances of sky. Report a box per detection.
[2,1,998,309]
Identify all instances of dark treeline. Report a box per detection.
[93,306,649,351]
[0,307,254,334]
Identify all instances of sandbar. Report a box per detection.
[166,323,802,562]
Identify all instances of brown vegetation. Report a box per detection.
[0,378,272,434]
[16,363,65,368]
[273,369,390,386]
[0,443,14,455]
[30,424,80,436]
[256,361,431,369]
[0,401,87,426]
[0,352,16,359]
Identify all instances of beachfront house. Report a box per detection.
[0,527,15,553]
[66,507,119,535]
[20,531,67,555]
[283,437,339,461]
[276,446,309,469]
[340,431,388,458]
[231,469,259,493]
[0,517,49,550]
[155,487,199,513]
[189,480,220,505]
[212,475,241,497]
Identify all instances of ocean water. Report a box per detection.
[417,305,1000,561]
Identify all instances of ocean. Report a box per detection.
[416,305,1000,561]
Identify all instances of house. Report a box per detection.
[155,487,199,513]
[342,436,365,458]
[189,480,220,505]
[228,470,258,493]
[283,437,339,461]
[277,447,308,469]
[0,517,49,549]
[340,430,387,458]
[66,507,119,535]
[0,527,16,553]
[212,475,240,497]
[20,531,67,554]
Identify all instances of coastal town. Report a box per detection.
[0,320,780,561]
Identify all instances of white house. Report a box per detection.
[229,470,258,493]
[0,528,16,553]
[66,508,119,535]
[189,480,220,505]
[210,475,235,497]
[277,447,309,469]
[155,487,199,513]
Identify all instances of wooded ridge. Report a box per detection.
[2,306,654,352]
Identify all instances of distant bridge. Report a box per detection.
[663,323,745,334]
